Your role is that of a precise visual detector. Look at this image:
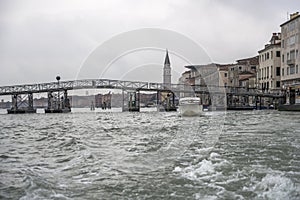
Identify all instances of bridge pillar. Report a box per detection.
[158,91,177,112]
[128,91,140,112]
[28,93,34,110]
[122,90,140,112]
[7,93,36,114]
[11,94,17,111]
[47,92,54,110]
[122,89,125,112]
[156,91,160,111]
[45,90,71,113]
[63,90,71,111]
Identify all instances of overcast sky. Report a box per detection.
[0,0,299,86]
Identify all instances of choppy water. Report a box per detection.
[0,109,299,199]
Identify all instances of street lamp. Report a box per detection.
[56,76,61,109]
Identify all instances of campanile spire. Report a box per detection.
[163,49,171,88]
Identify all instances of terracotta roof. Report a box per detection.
[182,70,191,75]
[185,63,234,71]
[239,74,255,81]
[239,71,255,75]
[216,63,235,71]
[236,56,259,65]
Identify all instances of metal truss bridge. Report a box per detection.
[0,78,284,98]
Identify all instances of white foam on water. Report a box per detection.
[50,193,71,200]
[172,166,182,172]
[194,193,218,200]
[209,152,220,159]
[20,190,71,200]
[174,159,215,181]
[251,173,299,199]
[195,147,214,154]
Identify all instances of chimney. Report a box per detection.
[290,12,299,20]
[277,33,281,40]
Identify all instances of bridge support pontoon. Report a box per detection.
[121,90,140,112]
[45,90,71,113]
[7,93,36,114]
[158,91,177,112]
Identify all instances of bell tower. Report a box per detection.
[163,49,171,88]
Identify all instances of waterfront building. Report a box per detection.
[179,63,230,108]
[258,33,282,92]
[94,92,112,108]
[280,12,300,86]
[228,56,258,88]
[178,70,193,85]
[184,63,221,88]
[217,64,232,87]
[163,50,171,89]
[239,72,256,89]
[179,63,234,88]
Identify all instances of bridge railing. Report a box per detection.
[0,79,285,98]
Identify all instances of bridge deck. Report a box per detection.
[0,79,285,98]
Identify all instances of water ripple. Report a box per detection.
[0,110,299,199]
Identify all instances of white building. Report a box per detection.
[258,33,281,92]
[280,12,300,86]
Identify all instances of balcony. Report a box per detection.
[287,58,295,66]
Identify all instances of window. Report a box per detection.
[287,67,289,75]
[282,40,284,48]
[260,69,262,79]
[276,67,280,76]
[290,66,295,74]
[296,50,299,58]
[251,66,256,70]
[290,50,295,60]
[271,66,273,78]
[282,68,284,76]
[276,81,281,88]
[289,35,296,46]
[297,65,299,74]
[265,68,267,79]
[271,51,273,59]
[287,53,290,60]
[276,51,280,57]
[266,52,269,59]
[224,73,227,77]
[282,55,284,63]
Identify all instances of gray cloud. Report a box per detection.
[0,0,299,86]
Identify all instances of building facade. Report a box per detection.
[178,70,193,85]
[228,56,258,88]
[258,33,282,92]
[280,12,300,86]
